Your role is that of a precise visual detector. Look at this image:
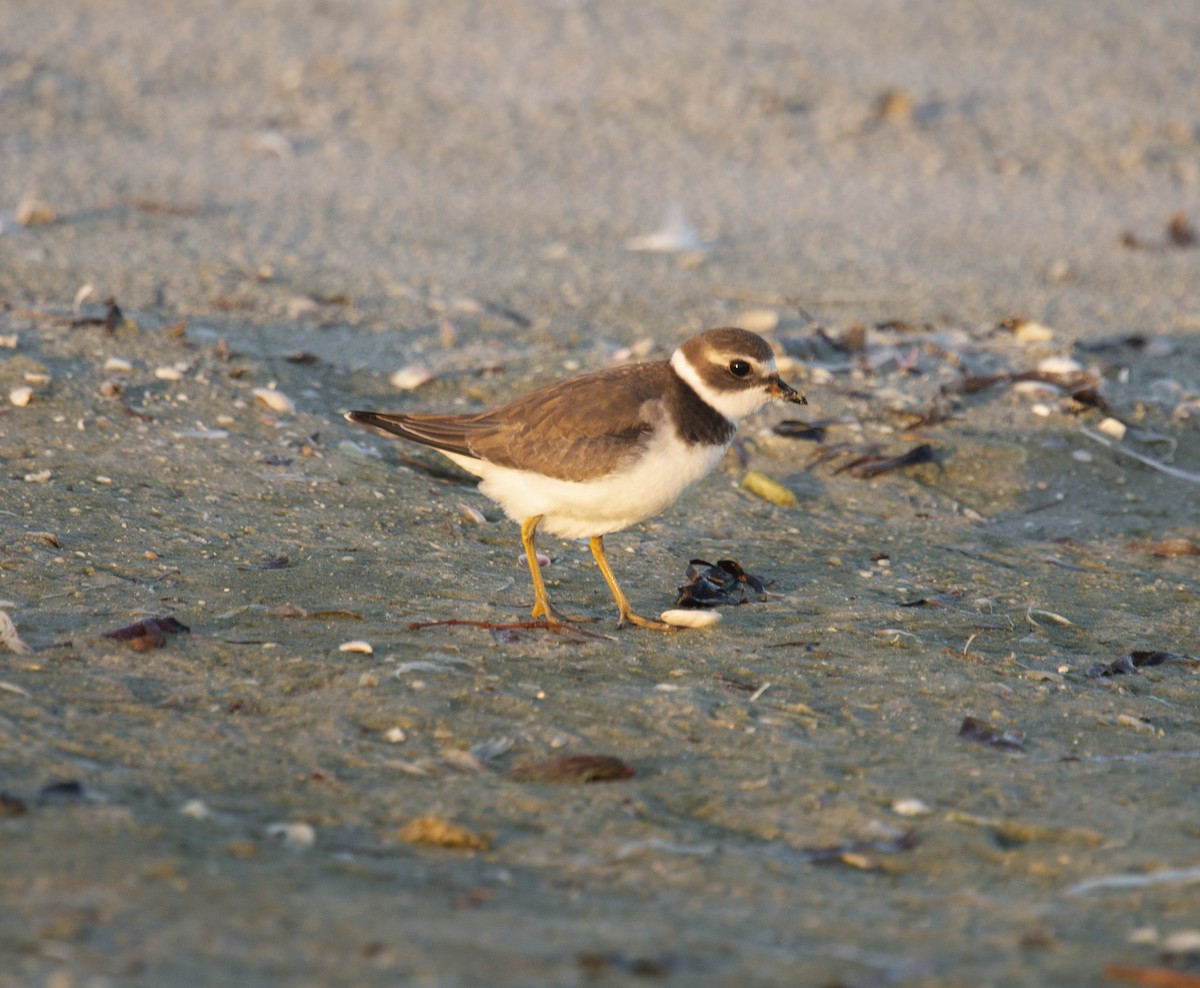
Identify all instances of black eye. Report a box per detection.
[728,359,752,378]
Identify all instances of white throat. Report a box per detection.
[670,348,775,423]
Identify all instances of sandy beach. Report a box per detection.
[2,2,1199,985]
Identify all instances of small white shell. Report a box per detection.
[1097,417,1127,441]
[891,797,933,817]
[1162,931,1200,953]
[8,385,33,407]
[0,610,34,654]
[179,799,212,820]
[338,640,373,655]
[390,364,436,391]
[1011,319,1054,342]
[735,308,780,333]
[104,357,134,374]
[154,366,184,381]
[252,387,296,414]
[266,821,316,849]
[457,502,486,524]
[1037,355,1083,375]
[659,609,722,629]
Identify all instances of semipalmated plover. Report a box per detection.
[346,327,805,630]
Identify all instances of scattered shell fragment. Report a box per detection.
[0,334,18,348]
[23,371,50,385]
[741,470,798,506]
[389,364,436,391]
[875,87,914,123]
[457,502,486,524]
[0,611,33,655]
[1162,930,1200,954]
[660,609,722,629]
[1036,355,1083,375]
[383,727,407,743]
[252,387,296,414]
[1007,318,1055,343]
[1115,713,1158,736]
[243,129,294,158]
[179,799,212,820]
[8,386,33,407]
[625,202,705,254]
[266,821,316,849]
[338,639,373,655]
[398,815,491,851]
[735,308,780,333]
[285,295,319,319]
[23,469,51,483]
[891,798,933,817]
[1096,417,1126,441]
[154,365,184,382]
[16,193,56,227]
[104,357,134,374]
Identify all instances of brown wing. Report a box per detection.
[349,361,675,481]
[345,410,481,460]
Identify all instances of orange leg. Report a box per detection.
[520,516,576,625]
[589,535,673,631]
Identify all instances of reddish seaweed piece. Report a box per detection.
[104,616,190,651]
[509,754,635,784]
[958,716,1026,753]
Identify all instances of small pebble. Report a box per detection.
[252,387,296,414]
[1097,417,1126,441]
[8,386,33,407]
[659,609,722,629]
[104,356,134,374]
[154,366,184,381]
[384,727,407,743]
[1072,449,1094,463]
[519,552,551,568]
[338,640,373,655]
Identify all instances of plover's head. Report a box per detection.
[670,327,806,422]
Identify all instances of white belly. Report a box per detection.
[443,432,730,539]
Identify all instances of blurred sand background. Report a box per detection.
[2,2,1200,986]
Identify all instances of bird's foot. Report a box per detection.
[617,609,677,632]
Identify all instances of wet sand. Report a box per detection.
[2,2,1200,985]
